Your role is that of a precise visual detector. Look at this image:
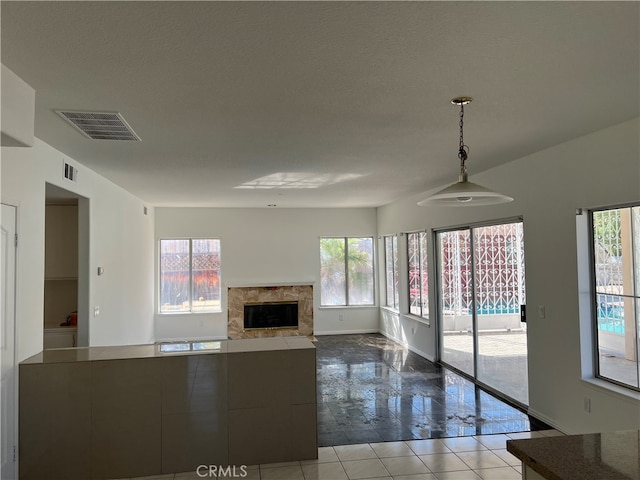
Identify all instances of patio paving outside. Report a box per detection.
[444,331,639,402]
[442,331,529,404]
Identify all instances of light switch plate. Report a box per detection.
[538,305,546,319]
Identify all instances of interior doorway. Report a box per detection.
[437,219,529,406]
[44,184,89,348]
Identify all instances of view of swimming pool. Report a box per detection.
[598,303,625,334]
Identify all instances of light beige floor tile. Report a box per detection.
[242,469,262,480]
[418,453,470,473]
[472,434,510,450]
[406,439,452,455]
[371,441,416,458]
[259,464,304,480]
[506,431,544,440]
[301,461,348,480]
[335,444,378,461]
[381,456,430,476]
[300,446,340,465]
[475,466,522,479]
[260,460,301,469]
[456,451,509,470]
[391,474,437,480]
[433,471,481,480]
[538,429,565,437]
[132,475,174,480]
[342,458,390,479]
[512,465,522,474]
[439,437,487,453]
[175,472,205,480]
[491,449,521,466]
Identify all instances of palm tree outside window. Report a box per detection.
[320,237,374,306]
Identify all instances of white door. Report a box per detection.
[1,204,17,479]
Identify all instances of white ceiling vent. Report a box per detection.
[63,160,78,182]
[56,110,141,141]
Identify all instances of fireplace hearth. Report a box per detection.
[227,284,313,339]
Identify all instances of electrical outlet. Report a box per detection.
[538,305,546,319]
[339,314,344,321]
[94,306,100,317]
[584,397,591,413]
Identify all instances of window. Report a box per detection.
[591,205,640,390]
[407,231,429,318]
[320,237,374,306]
[159,239,221,313]
[384,235,399,309]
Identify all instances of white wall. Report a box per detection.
[155,207,379,340]
[1,65,35,147]
[377,117,640,435]
[1,139,155,361]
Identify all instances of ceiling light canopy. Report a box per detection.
[418,97,513,207]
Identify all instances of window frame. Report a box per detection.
[158,237,222,314]
[384,235,399,310]
[319,236,376,307]
[407,230,429,319]
[588,203,640,392]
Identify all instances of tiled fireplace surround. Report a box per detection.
[227,284,313,339]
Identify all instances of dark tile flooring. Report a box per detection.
[315,334,549,447]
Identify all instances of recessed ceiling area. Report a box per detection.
[1,1,638,208]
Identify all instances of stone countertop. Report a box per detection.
[21,336,315,365]
[506,430,639,480]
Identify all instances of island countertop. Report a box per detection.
[506,430,639,480]
[19,335,318,479]
[21,336,314,364]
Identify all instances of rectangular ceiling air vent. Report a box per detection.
[56,110,141,141]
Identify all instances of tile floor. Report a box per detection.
[315,334,548,446]
[125,430,565,479]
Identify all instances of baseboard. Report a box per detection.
[314,329,380,336]
[407,344,435,363]
[526,408,567,433]
[380,330,436,362]
[379,329,401,346]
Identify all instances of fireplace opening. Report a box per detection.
[244,301,299,330]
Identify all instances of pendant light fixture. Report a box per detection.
[417,97,513,206]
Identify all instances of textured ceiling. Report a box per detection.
[1,1,638,208]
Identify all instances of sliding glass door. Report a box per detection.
[437,220,528,405]
[474,222,528,404]
[439,230,475,376]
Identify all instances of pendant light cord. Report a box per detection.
[458,104,469,178]
[417,96,513,206]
